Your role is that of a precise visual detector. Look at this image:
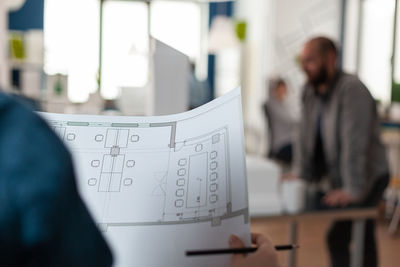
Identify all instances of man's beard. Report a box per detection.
[309,65,328,91]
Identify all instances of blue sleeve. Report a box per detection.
[0,95,113,266]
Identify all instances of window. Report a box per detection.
[150,1,201,60]
[150,1,206,80]
[101,1,149,99]
[358,0,394,104]
[45,0,204,103]
[44,0,99,102]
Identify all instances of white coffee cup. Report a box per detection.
[281,179,306,214]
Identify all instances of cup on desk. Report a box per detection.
[281,180,306,214]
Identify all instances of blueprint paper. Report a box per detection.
[40,87,250,267]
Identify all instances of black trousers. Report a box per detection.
[327,219,377,267]
[320,175,389,267]
[274,143,293,164]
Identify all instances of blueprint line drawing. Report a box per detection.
[48,123,247,231]
[42,88,249,233]
[41,87,251,267]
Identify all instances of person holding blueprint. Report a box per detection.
[0,89,281,267]
[0,92,112,266]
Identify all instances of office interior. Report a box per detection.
[0,0,400,266]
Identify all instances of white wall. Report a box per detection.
[358,0,394,105]
[235,0,341,155]
[235,0,272,155]
[149,39,189,116]
[0,0,8,89]
[342,0,361,74]
[271,0,341,114]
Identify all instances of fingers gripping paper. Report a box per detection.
[40,88,250,267]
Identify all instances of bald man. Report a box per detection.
[295,37,389,267]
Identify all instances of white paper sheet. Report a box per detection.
[40,87,250,267]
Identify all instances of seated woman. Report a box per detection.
[263,78,298,165]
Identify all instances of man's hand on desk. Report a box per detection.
[229,233,282,267]
[322,189,356,207]
[281,173,299,181]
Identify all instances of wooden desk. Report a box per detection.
[381,128,400,235]
[251,208,378,267]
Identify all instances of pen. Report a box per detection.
[186,244,299,256]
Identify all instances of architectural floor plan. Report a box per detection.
[40,88,250,267]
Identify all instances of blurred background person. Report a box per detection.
[296,36,389,267]
[263,77,298,165]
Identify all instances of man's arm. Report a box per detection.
[339,79,375,202]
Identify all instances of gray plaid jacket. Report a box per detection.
[294,71,389,201]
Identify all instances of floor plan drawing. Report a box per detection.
[40,88,250,267]
[42,88,249,233]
